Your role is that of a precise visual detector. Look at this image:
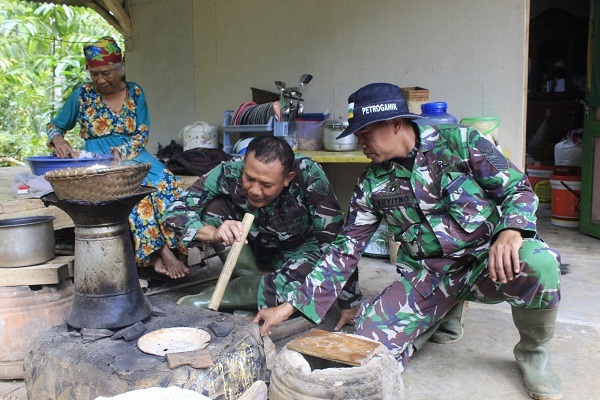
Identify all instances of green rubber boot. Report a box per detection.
[177,275,262,310]
[412,319,444,351]
[512,307,562,400]
[217,244,262,277]
[430,301,467,344]
[412,301,466,351]
[177,245,262,310]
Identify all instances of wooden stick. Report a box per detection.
[208,213,254,311]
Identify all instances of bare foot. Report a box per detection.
[152,247,189,279]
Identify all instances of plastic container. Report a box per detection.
[25,155,113,176]
[550,174,581,227]
[460,117,501,145]
[295,120,324,151]
[415,102,458,126]
[179,121,219,150]
[526,164,554,205]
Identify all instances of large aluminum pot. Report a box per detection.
[0,216,55,267]
[322,119,357,151]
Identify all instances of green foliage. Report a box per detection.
[0,0,121,165]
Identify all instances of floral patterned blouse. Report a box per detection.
[47,82,149,161]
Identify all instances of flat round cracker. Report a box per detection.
[137,327,211,356]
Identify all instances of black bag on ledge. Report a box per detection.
[165,148,233,177]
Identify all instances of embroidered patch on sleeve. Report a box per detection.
[477,137,509,170]
[314,180,331,196]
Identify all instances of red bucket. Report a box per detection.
[550,174,581,227]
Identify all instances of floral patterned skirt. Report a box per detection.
[84,135,186,265]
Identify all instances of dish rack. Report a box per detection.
[221,111,293,154]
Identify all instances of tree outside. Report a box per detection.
[0,0,121,165]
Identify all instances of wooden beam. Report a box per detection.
[102,0,132,34]
[83,0,131,37]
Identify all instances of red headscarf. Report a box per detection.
[84,36,122,69]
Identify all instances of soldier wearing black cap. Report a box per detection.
[254,83,563,400]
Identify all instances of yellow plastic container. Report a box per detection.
[460,117,500,145]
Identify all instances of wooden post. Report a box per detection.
[208,213,254,311]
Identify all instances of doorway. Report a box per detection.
[527,0,590,164]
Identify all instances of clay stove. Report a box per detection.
[25,187,267,400]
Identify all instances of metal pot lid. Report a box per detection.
[0,216,55,227]
[323,119,349,130]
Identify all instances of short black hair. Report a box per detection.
[245,136,294,175]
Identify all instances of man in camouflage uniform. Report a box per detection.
[254,83,562,400]
[163,136,359,326]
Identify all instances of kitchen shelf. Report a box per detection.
[221,115,274,153]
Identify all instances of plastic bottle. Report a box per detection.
[415,102,458,126]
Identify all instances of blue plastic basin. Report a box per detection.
[25,155,114,176]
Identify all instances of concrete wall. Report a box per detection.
[127,0,529,168]
[126,0,196,154]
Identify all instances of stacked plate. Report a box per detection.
[231,102,276,125]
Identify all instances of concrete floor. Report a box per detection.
[1,206,598,399]
[354,205,600,400]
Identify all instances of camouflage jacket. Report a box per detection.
[163,154,344,253]
[289,124,538,323]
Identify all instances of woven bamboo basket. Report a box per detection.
[44,163,151,202]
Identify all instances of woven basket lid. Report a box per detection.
[45,163,151,202]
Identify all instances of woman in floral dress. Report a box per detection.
[47,36,188,279]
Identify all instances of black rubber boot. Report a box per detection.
[512,306,563,400]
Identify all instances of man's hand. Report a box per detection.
[253,302,295,336]
[212,220,245,246]
[334,307,357,331]
[488,229,523,284]
[51,135,75,159]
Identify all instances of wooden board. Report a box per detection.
[286,329,384,367]
[165,348,214,369]
[0,166,30,201]
[0,166,74,230]
[0,255,74,286]
[296,150,370,164]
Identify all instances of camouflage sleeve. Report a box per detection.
[461,127,538,237]
[300,157,345,252]
[289,169,381,323]
[162,163,229,248]
[298,157,361,309]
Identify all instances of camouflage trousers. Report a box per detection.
[354,238,561,366]
[202,196,358,309]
